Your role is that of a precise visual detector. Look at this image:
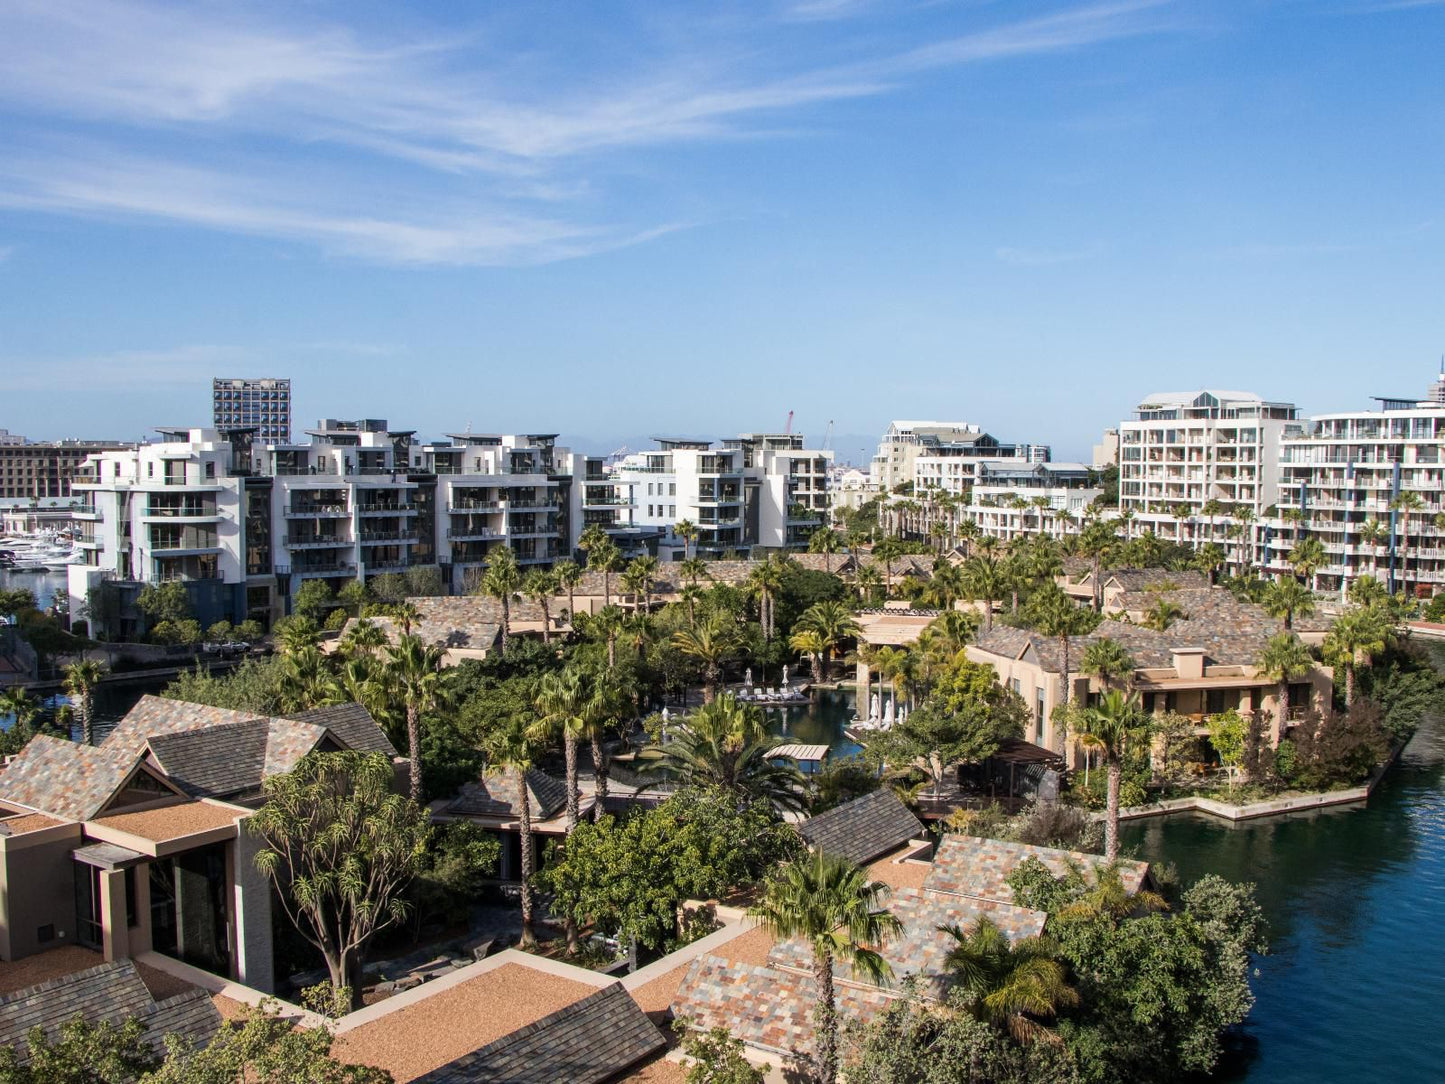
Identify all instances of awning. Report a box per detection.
[987,738,1065,766]
[72,841,148,870]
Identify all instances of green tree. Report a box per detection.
[672,615,740,703]
[0,1014,158,1083]
[961,556,1006,632]
[479,546,522,654]
[1207,708,1248,793]
[622,554,661,612]
[1141,597,1185,633]
[586,537,624,607]
[675,519,699,559]
[1323,606,1390,707]
[553,558,583,624]
[1026,585,1099,713]
[482,713,543,947]
[292,579,335,623]
[1263,576,1315,631]
[63,659,108,746]
[274,614,322,655]
[1080,638,1134,693]
[248,751,429,1009]
[1287,536,1327,590]
[940,917,1078,1043]
[1256,632,1315,744]
[749,853,902,1084]
[385,634,445,802]
[673,1020,764,1084]
[645,693,805,810]
[0,687,43,756]
[793,600,860,683]
[1073,690,1150,861]
[520,568,558,644]
[1077,519,1118,613]
[135,581,191,626]
[808,528,844,575]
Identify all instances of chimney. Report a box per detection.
[1172,647,1206,679]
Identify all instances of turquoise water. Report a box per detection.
[757,688,862,759]
[1121,704,1445,1080]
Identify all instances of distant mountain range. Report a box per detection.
[564,432,879,469]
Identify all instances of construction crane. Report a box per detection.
[783,410,794,435]
[821,420,834,450]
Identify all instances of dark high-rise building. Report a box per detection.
[212,378,292,444]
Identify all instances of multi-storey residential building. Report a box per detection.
[616,434,832,557]
[1268,371,1445,597]
[568,453,657,559]
[0,436,131,499]
[1118,390,1297,564]
[963,461,1104,543]
[869,421,1049,496]
[212,378,292,444]
[69,423,580,630]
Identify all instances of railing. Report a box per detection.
[506,498,561,510]
[294,562,357,576]
[448,499,500,510]
[357,504,416,516]
[283,534,350,549]
[287,504,349,517]
[447,526,503,540]
[145,504,219,518]
[360,530,418,543]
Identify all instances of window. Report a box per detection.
[204,461,215,479]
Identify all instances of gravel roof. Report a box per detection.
[414,982,665,1084]
[924,835,1149,903]
[798,790,923,866]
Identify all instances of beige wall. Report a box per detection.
[0,824,84,960]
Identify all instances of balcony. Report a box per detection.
[357,504,417,517]
[283,534,351,550]
[362,561,410,574]
[360,530,418,544]
[506,498,560,511]
[286,504,349,518]
[448,499,501,511]
[447,526,503,540]
[144,503,222,520]
[293,562,357,579]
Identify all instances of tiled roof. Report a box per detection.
[146,719,269,799]
[924,835,1149,903]
[0,960,220,1063]
[0,735,145,821]
[286,703,398,757]
[798,790,923,866]
[414,983,665,1084]
[104,696,262,760]
[670,955,896,1059]
[263,719,327,777]
[343,597,509,651]
[766,886,1046,997]
[1099,568,1211,592]
[448,769,570,821]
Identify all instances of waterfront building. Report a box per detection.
[615,433,832,557]
[0,436,131,500]
[211,377,291,444]
[1267,369,1445,597]
[1118,390,1297,567]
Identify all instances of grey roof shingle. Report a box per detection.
[414,982,664,1084]
[146,719,270,799]
[798,790,923,866]
[285,703,398,757]
[0,960,221,1063]
[0,735,146,821]
[924,835,1150,903]
[447,769,569,821]
[104,696,265,760]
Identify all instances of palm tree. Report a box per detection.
[1081,637,1134,692]
[1232,504,1258,575]
[1194,542,1226,585]
[793,600,861,683]
[1391,490,1425,593]
[584,666,628,822]
[621,555,660,612]
[672,615,739,703]
[1029,586,1095,715]
[939,917,1078,1043]
[390,601,423,637]
[339,618,388,658]
[926,559,967,610]
[63,659,108,746]
[679,583,705,629]
[750,853,902,1084]
[747,558,786,641]
[588,604,626,670]
[480,546,522,654]
[385,634,445,802]
[961,556,1006,632]
[1256,632,1314,743]
[531,667,589,831]
[1142,598,1185,632]
[1074,689,1150,861]
[553,558,583,626]
[1323,607,1389,707]
[1263,577,1315,631]
[855,565,883,606]
[790,628,826,685]
[678,556,710,588]
[482,714,542,948]
[1288,537,1327,591]
[0,687,42,749]
[279,646,341,713]
[520,568,558,644]
[274,615,321,655]
[809,528,843,574]
[646,693,805,809]
[588,538,623,607]
[1357,518,1387,583]
[872,536,905,597]
[674,519,699,559]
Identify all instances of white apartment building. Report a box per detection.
[963,461,1104,543]
[869,421,1049,496]
[616,434,832,557]
[1266,371,1445,597]
[1118,390,1297,565]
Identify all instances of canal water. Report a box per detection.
[1121,663,1445,1081]
[757,688,862,759]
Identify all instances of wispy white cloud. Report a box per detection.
[995,244,1104,266]
[3,344,253,393]
[0,0,1181,265]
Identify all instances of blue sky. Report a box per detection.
[1,0,1443,462]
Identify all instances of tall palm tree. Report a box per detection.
[1194,542,1226,585]
[645,693,804,809]
[1256,632,1314,744]
[482,714,542,948]
[531,667,589,830]
[1391,490,1425,593]
[63,659,108,746]
[926,559,967,610]
[855,565,884,606]
[674,519,699,559]
[1323,607,1390,707]
[939,917,1078,1043]
[1077,519,1118,614]
[588,538,623,607]
[790,628,826,685]
[385,634,445,802]
[809,528,843,574]
[1357,518,1387,583]
[1029,586,1095,715]
[1074,689,1150,861]
[961,556,1005,632]
[1263,577,1315,631]
[872,537,904,597]
[794,600,861,683]
[679,583,705,629]
[678,556,710,588]
[750,853,902,1084]
[747,558,786,642]
[1232,504,1258,575]
[621,555,660,612]
[588,604,626,670]
[480,546,522,654]
[584,666,628,822]
[553,558,583,626]
[1081,637,1134,692]
[672,614,739,703]
[1288,537,1327,592]
[520,568,558,644]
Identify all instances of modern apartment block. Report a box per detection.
[1267,370,1445,596]
[0,436,131,499]
[69,422,579,631]
[963,461,1103,543]
[1118,390,1297,563]
[212,378,292,444]
[616,433,832,557]
[870,420,1049,496]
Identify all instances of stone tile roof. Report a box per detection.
[0,735,144,821]
[670,955,896,1059]
[286,703,399,758]
[0,960,220,1064]
[798,790,924,866]
[924,835,1149,903]
[262,719,327,777]
[414,982,665,1084]
[1098,568,1211,592]
[447,769,570,821]
[345,596,510,651]
[765,886,1046,998]
[146,719,270,800]
[104,696,262,761]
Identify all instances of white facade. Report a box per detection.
[963,462,1104,543]
[1118,390,1297,565]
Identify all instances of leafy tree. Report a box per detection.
[479,546,522,654]
[135,581,191,626]
[809,757,882,813]
[1206,708,1248,793]
[1357,641,1445,742]
[205,620,234,643]
[385,634,445,802]
[410,822,501,932]
[1073,690,1150,860]
[645,693,805,810]
[293,580,335,623]
[750,853,902,1084]
[403,565,445,598]
[940,918,1077,1043]
[163,657,289,715]
[63,659,108,746]
[0,1014,158,1084]
[673,1020,765,1084]
[0,588,37,620]
[274,614,322,655]
[248,751,430,1009]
